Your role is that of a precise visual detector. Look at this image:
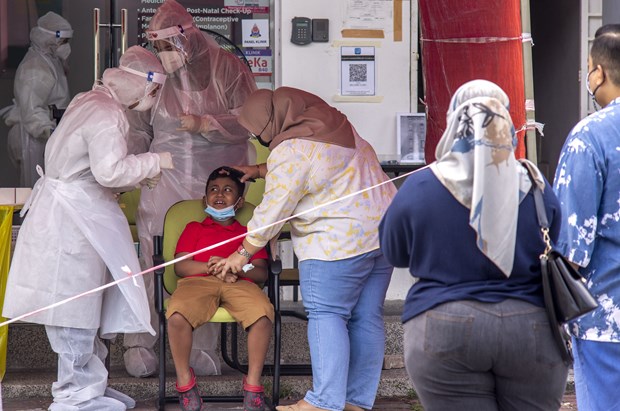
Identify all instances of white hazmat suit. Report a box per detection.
[2,45,171,411]
[123,0,258,378]
[2,12,72,187]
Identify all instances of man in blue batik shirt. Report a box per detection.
[554,28,620,410]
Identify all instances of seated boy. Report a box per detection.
[166,166,274,411]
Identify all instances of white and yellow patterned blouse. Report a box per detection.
[246,130,397,262]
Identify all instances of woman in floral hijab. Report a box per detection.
[380,80,569,410]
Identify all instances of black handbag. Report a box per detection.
[530,178,598,364]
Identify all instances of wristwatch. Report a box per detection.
[236,245,252,259]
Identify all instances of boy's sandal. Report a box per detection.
[176,367,202,411]
[243,376,267,411]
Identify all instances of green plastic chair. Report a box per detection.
[245,138,269,207]
[153,199,282,409]
[118,189,141,243]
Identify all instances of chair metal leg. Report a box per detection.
[221,323,249,374]
[154,252,167,411]
[293,285,299,302]
[271,260,281,406]
[276,277,312,376]
[272,310,281,406]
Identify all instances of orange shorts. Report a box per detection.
[166,276,274,330]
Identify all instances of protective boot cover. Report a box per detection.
[45,326,126,411]
[93,337,137,408]
[123,322,221,377]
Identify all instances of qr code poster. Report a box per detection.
[340,46,375,96]
[397,113,426,164]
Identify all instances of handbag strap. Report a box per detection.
[524,167,574,364]
[530,182,548,229]
[525,168,553,255]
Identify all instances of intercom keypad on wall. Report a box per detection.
[291,17,329,45]
[291,17,312,45]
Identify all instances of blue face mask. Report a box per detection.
[204,198,240,221]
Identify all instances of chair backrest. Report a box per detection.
[161,199,255,294]
[244,138,270,207]
[118,189,141,242]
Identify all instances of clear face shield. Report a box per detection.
[118,65,166,123]
[38,26,74,40]
[38,26,73,62]
[145,24,192,74]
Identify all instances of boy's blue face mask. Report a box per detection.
[204,198,240,221]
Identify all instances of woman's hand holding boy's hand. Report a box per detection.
[210,256,239,283]
[215,251,247,276]
[206,256,223,274]
[212,267,238,283]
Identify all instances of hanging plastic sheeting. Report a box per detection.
[0,206,13,381]
[419,0,527,162]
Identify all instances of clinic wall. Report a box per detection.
[276,0,413,155]
[276,0,415,300]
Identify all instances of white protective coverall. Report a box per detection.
[2,45,170,411]
[123,0,258,378]
[2,12,72,187]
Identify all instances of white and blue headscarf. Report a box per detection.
[430,79,544,277]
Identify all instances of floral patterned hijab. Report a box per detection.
[430,80,544,277]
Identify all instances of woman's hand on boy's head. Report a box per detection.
[231,165,258,183]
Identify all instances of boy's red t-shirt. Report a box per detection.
[175,217,268,282]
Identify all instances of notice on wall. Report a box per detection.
[136,0,274,86]
[223,0,268,13]
[345,0,393,30]
[397,113,426,164]
[136,1,267,44]
[242,19,269,47]
[341,46,376,96]
[137,6,251,43]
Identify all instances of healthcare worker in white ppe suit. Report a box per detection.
[2,45,173,411]
[1,11,72,187]
[123,0,257,378]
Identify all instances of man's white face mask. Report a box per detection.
[158,50,185,74]
[56,43,71,61]
[129,92,157,112]
[129,95,156,111]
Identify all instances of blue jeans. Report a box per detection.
[403,299,568,411]
[299,249,393,411]
[572,337,620,411]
